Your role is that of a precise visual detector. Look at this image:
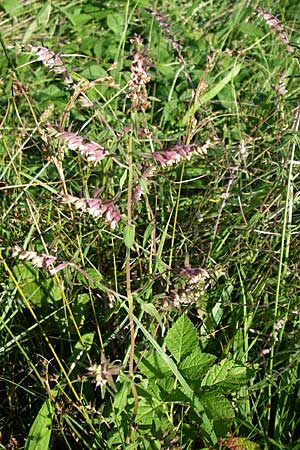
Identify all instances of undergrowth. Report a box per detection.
[1,1,300,449]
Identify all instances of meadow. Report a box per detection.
[0,0,300,449]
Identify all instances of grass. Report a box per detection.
[1,0,300,449]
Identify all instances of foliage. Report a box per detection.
[0,0,300,449]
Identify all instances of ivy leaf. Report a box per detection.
[179,348,216,380]
[165,315,198,362]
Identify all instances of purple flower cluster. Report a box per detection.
[257,9,294,53]
[27,45,73,83]
[65,195,121,230]
[153,142,210,167]
[46,125,109,165]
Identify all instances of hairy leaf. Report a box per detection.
[165,315,198,362]
[138,349,173,379]
[179,348,216,380]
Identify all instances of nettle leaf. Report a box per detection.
[138,349,173,379]
[217,365,254,392]
[201,359,234,387]
[135,396,162,426]
[179,348,216,381]
[201,359,250,391]
[201,392,234,421]
[165,315,198,362]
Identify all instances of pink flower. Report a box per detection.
[152,142,210,168]
[64,195,121,229]
[27,45,73,83]
[257,9,294,53]
[45,125,110,165]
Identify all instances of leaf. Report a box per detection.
[12,263,63,307]
[181,64,242,125]
[201,392,234,421]
[138,349,173,379]
[107,14,125,35]
[201,358,253,392]
[68,332,94,370]
[80,65,108,80]
[165,315,198,362]
[135,396,161,426]
[141,302,163,330]
[220,437,261,450]
[217,365,254,392]
[25,398,54,450]
[200,64,242,104]
[179,348,216,380]
[2,0,22,15]
[23,2,52,43]
[123,224,135,249]
[123,304,218,444]
[201,359,235,387]
[142,223,154,247]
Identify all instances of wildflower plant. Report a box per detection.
[1,2,300,450]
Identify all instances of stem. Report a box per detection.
[126,132,139,422]
[267,103,300,424]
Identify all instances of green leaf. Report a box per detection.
[123,304,218,444]
[2,0,22,15]
[23,2,52,43]
[142,223,154,248]
[165,315,198,362]
[181,64,242,124]
[25,398,54,450]
[80,64,108,80]
[201,392,234,421]
[11,263,63,307]
[200,64,242,104]
[135,396,161,426]
[138,349,173,379]
[123,224,135,249]
[107,14,125,35]
[141,302,163,330]
[179,348,216,380]
[68,332,94,369]
[220,437,261,450]
[201,359,234,387]
[201,358,251,391]
[217,365,253,392]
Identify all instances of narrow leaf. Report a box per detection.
[200,64,242,104]
[182,64,242,124]
[25,398,54,450]
[123,224,135,249]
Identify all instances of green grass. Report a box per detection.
[1,0,300,449]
